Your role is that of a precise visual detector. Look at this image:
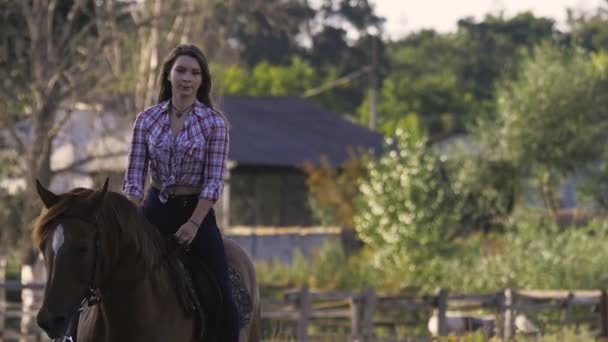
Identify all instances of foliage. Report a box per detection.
[302,152,370,228]
[427,214,608,293]
[257,213,608,295]
[366,13,558,136]
[481,43,608,173]
[456,12,558,102]
[567,4,608,52]
[360,30,475,135]
[255,241,386,292]
[354,129,461,279]
[475,42,608,215]
[215,56,318,97]
[447,154,519,233]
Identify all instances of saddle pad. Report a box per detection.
[228,265,253,328]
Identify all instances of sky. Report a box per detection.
[372,0,606,39]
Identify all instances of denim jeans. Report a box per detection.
[142,187,239,342]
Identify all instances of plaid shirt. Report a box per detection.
[123,100,229,203]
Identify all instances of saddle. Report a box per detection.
[167,244,253,342]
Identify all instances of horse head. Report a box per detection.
[33,179,108,339]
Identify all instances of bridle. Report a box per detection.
[47,214,186,342]
[50,215,102,342]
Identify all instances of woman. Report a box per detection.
[123,44,238,341]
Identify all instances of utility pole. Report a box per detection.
[369,28,379,130]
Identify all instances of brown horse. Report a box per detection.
[32,179,260,342]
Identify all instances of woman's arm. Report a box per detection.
[175,114,229,245]
[123,113,149,203]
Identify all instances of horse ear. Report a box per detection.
[87,177,110,210]
[35,179,60,208]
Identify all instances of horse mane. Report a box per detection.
[32,188,167,275]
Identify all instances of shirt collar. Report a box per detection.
[192,100,208,118]
[159,100,170,114]
[159,99,207,118]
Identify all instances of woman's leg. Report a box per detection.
[190,209,240,342]
[143,191,238,340]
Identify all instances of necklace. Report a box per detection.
[171,102,194,118]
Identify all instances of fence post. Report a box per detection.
[349,292,362,341]
[436,288,448,337]
[297,284,311,342]
[561,292,574,326]
[361,288,376,341]
[0,256,6,341]
[599,290,608,341]
[503,288,515,341]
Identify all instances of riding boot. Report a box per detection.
[183,252,222,341]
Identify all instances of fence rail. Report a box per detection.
[259,285,608,341]
[2,281,608,341]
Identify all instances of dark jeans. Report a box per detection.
[142,187,239,342]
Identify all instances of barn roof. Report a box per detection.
[220,96,383,167]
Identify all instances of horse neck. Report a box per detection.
[96,257,192,341]
[92,283,186,341]
[91,207,193,340]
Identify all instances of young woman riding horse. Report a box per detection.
[33,180,260,342]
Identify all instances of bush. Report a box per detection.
[354,129,461,283]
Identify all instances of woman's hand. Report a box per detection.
[174,220,200,246]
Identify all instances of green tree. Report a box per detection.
[476,43,608,219]
[365,13,558,137]
[359,30,474,135]
[567,3,608,52]
[216,56,318,96]
[457,12,557,103]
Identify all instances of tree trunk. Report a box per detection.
[134,0,162,113]
[19,102,56,341]
[541,170,559,224]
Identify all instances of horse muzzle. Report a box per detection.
[37,309,70,339]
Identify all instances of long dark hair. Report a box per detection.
[157,44,229,124]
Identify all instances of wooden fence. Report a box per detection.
[259,285,608,341]
[2,281,608,341]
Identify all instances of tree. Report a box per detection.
[365,13,559,138]
[216,56,319,96]
[476,43,608,219]
[0,0,134,264]
[457,12,557,103]
[359,30,474,135]
[567,3,608,52]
